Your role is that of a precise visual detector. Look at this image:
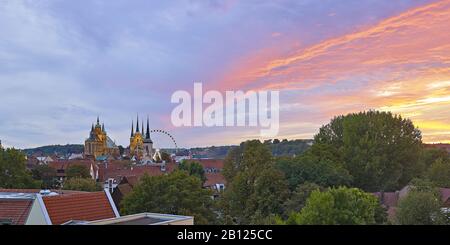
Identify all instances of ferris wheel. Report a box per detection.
[149,129,178,152]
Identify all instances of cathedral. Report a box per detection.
[84,117,120,159]
[129,115,154,160]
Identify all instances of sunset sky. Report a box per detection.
[1,0,449,149]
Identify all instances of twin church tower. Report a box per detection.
[84,115,154,160]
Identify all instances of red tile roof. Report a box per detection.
[0,199,33,225]
[98,162,176,182]
[440,188,450,203]
[42,191,116,225]
[204,172,226,187]
[49,160,98,178]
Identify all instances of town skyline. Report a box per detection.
[1,0,450,148]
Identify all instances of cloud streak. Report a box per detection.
[215,0,450,143]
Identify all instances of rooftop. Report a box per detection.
[42,191,118,225]
[84,212,194,225]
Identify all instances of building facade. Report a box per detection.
[130,115,153,159]
[84,117,120,159]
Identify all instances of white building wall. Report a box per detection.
[25,198,49,225]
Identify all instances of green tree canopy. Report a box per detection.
[282,182,324,217]
[66,164,90,179]
[287,187,381,225]
[121,171,215,224]
[221,140,289,224]
[31,165,57,189]
[276,154,352,191]
[395,185,447,225]
[0,148,39,188]
[63,177,102,192]
[313,111,422,192]
[179,160,206,184]
[425,158,450,188]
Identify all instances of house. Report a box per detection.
[36,156,54,165]
[110,176,138,209]
[98,160,176,193]
[68,153,84,160]
[0,189,194,225]
[48,160,99,182]
[0,189,118,225]
[72,212,194,225]
[184,159,226,192]
[0,192,34,225]
[374,185,450,220]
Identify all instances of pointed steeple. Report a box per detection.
[97,116,100,125]
[136,114,140,133]
[102,123,105,132]
[131,120,134,137]
[91,123,94,132]
[142,120,144,136]
[146,116,151,139]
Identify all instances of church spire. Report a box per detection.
[136,114,140,133]
[91,123,94,132]
[102,123,105,132]
[97,116,100,125]
[131,120,134,137]
[146,116,151,139]
[142,120,144,136]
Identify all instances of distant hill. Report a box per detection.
[23,144,84,156]
[24,139,314,158]
[164,139,314,159]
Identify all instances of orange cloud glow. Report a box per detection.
[216,0,450,143]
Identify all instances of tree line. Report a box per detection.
[2,110,450,224]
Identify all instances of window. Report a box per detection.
[0,219,12,225]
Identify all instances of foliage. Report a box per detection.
[276,154,352,191]
[419,147,449,171]
[285,187,380,225]
[313,111,423,192]
[0,148,40,188]
[66,164,90,179]
[220,140,289,224]
[395,188,447,225]
[186,139,313,159]
[425,158,450,188]
[23,144,84,156]
[179,160,206,184]
[31,165,57,189]
[63,177,102,192]
[121,171,216,224]
[282,182,323,217]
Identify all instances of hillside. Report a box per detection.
[23,144,84,156]
[23,139,314,158]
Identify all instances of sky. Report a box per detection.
[1,0,450,149]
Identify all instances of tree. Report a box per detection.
[395,188,446,225]
[0,148,40,188]
[420,147,449,170]
[121,171,215,224]
[276,154,352,191]
[221,140,289,224]
[31,165,57,189]
[283,182,323,216]
[313,111,422,192]
[66,164,90,179]
[426,158,450,188]
[63,177,102,192]
[286,187,380,225]
[179,160,206,184]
